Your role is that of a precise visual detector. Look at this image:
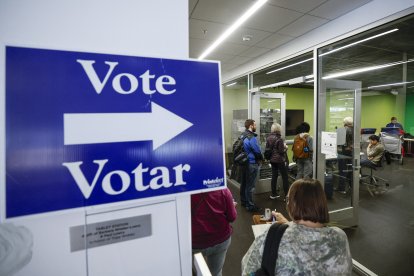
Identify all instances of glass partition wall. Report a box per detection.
[249,53,314,196]
[223,12,414,275]
[317,13,414,275]
[222,76,248,179]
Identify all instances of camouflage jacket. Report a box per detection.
[242,222,352,276]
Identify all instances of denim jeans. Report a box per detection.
[245,163,259,209]
[192,237,231,276]
[295,158,312,179]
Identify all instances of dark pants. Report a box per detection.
[270,162,289,196]
[338,153,352,191]
[240,163,259,209]
[239,165,247,206]
[361,158,376,168]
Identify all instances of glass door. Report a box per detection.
[251,92,286,193]
[317,79,361,227]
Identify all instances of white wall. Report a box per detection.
[223,0,414,82]
[0,0,191,275]
[0,0,188,58]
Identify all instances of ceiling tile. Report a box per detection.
[239,46,271,58]
[214,42,251,56]
[256,33,295,49]
[309,0,372,20]
[190,37,250,59]
[221,62,240,72]
[189,38,213,58]
[243,4,303,32]
[226,55,254,65]
[227,27,273,46]
[267,0,326,13]
[189,0,198,16]
[191,0,254,24]
[206,52,237,63]
[189,19,227,40]
[278,15,329,37]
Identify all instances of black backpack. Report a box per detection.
[233,134,251,165]
[255,223,289,276]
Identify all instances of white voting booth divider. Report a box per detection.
[0,1,225,275]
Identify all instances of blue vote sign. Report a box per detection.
[5,46,225,218]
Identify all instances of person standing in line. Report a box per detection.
[266,123,289,200]
[240,119,263,212]
[338,116,353,193]
[293,122,313,179]
[191,188,237,276]
[241,178,352,276]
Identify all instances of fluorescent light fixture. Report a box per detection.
[198,0,268,60]
[390,89,398,95]
[337,97,354,101]
[226,82,237,87]
[367,81,414,89]
[322,58,414,80]
[260,80,289,90]
[305,75,314,83]
[266,58,313,74]
[319,28,399,57]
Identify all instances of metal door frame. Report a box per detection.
[317,79,361,227]
[250,92,286,138]
[249,91,286,194]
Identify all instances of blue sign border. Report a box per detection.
[5,46,225,218]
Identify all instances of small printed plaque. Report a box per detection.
[70,214,151,252]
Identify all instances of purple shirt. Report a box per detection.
[191,188,237,249]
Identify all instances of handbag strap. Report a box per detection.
[260,223,289,276]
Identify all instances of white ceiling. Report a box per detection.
[189,0,373,74]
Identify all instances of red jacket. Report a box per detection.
[191,188,237,249]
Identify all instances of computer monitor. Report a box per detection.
[381,127,401,134]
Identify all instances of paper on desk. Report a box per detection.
[252,224,271,238]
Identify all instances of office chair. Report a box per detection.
[360,154,390,196]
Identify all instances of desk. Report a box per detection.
[252,215,274,238]
[252,214,271,225]
[252,224,271,238]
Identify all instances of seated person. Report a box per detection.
[386,116,404,130]
[241,178,352,276]
[360,135,384,168]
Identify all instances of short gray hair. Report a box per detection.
[271,123,282,133]
[343,117,353,126]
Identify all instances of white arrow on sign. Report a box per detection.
[64,102,193,150]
